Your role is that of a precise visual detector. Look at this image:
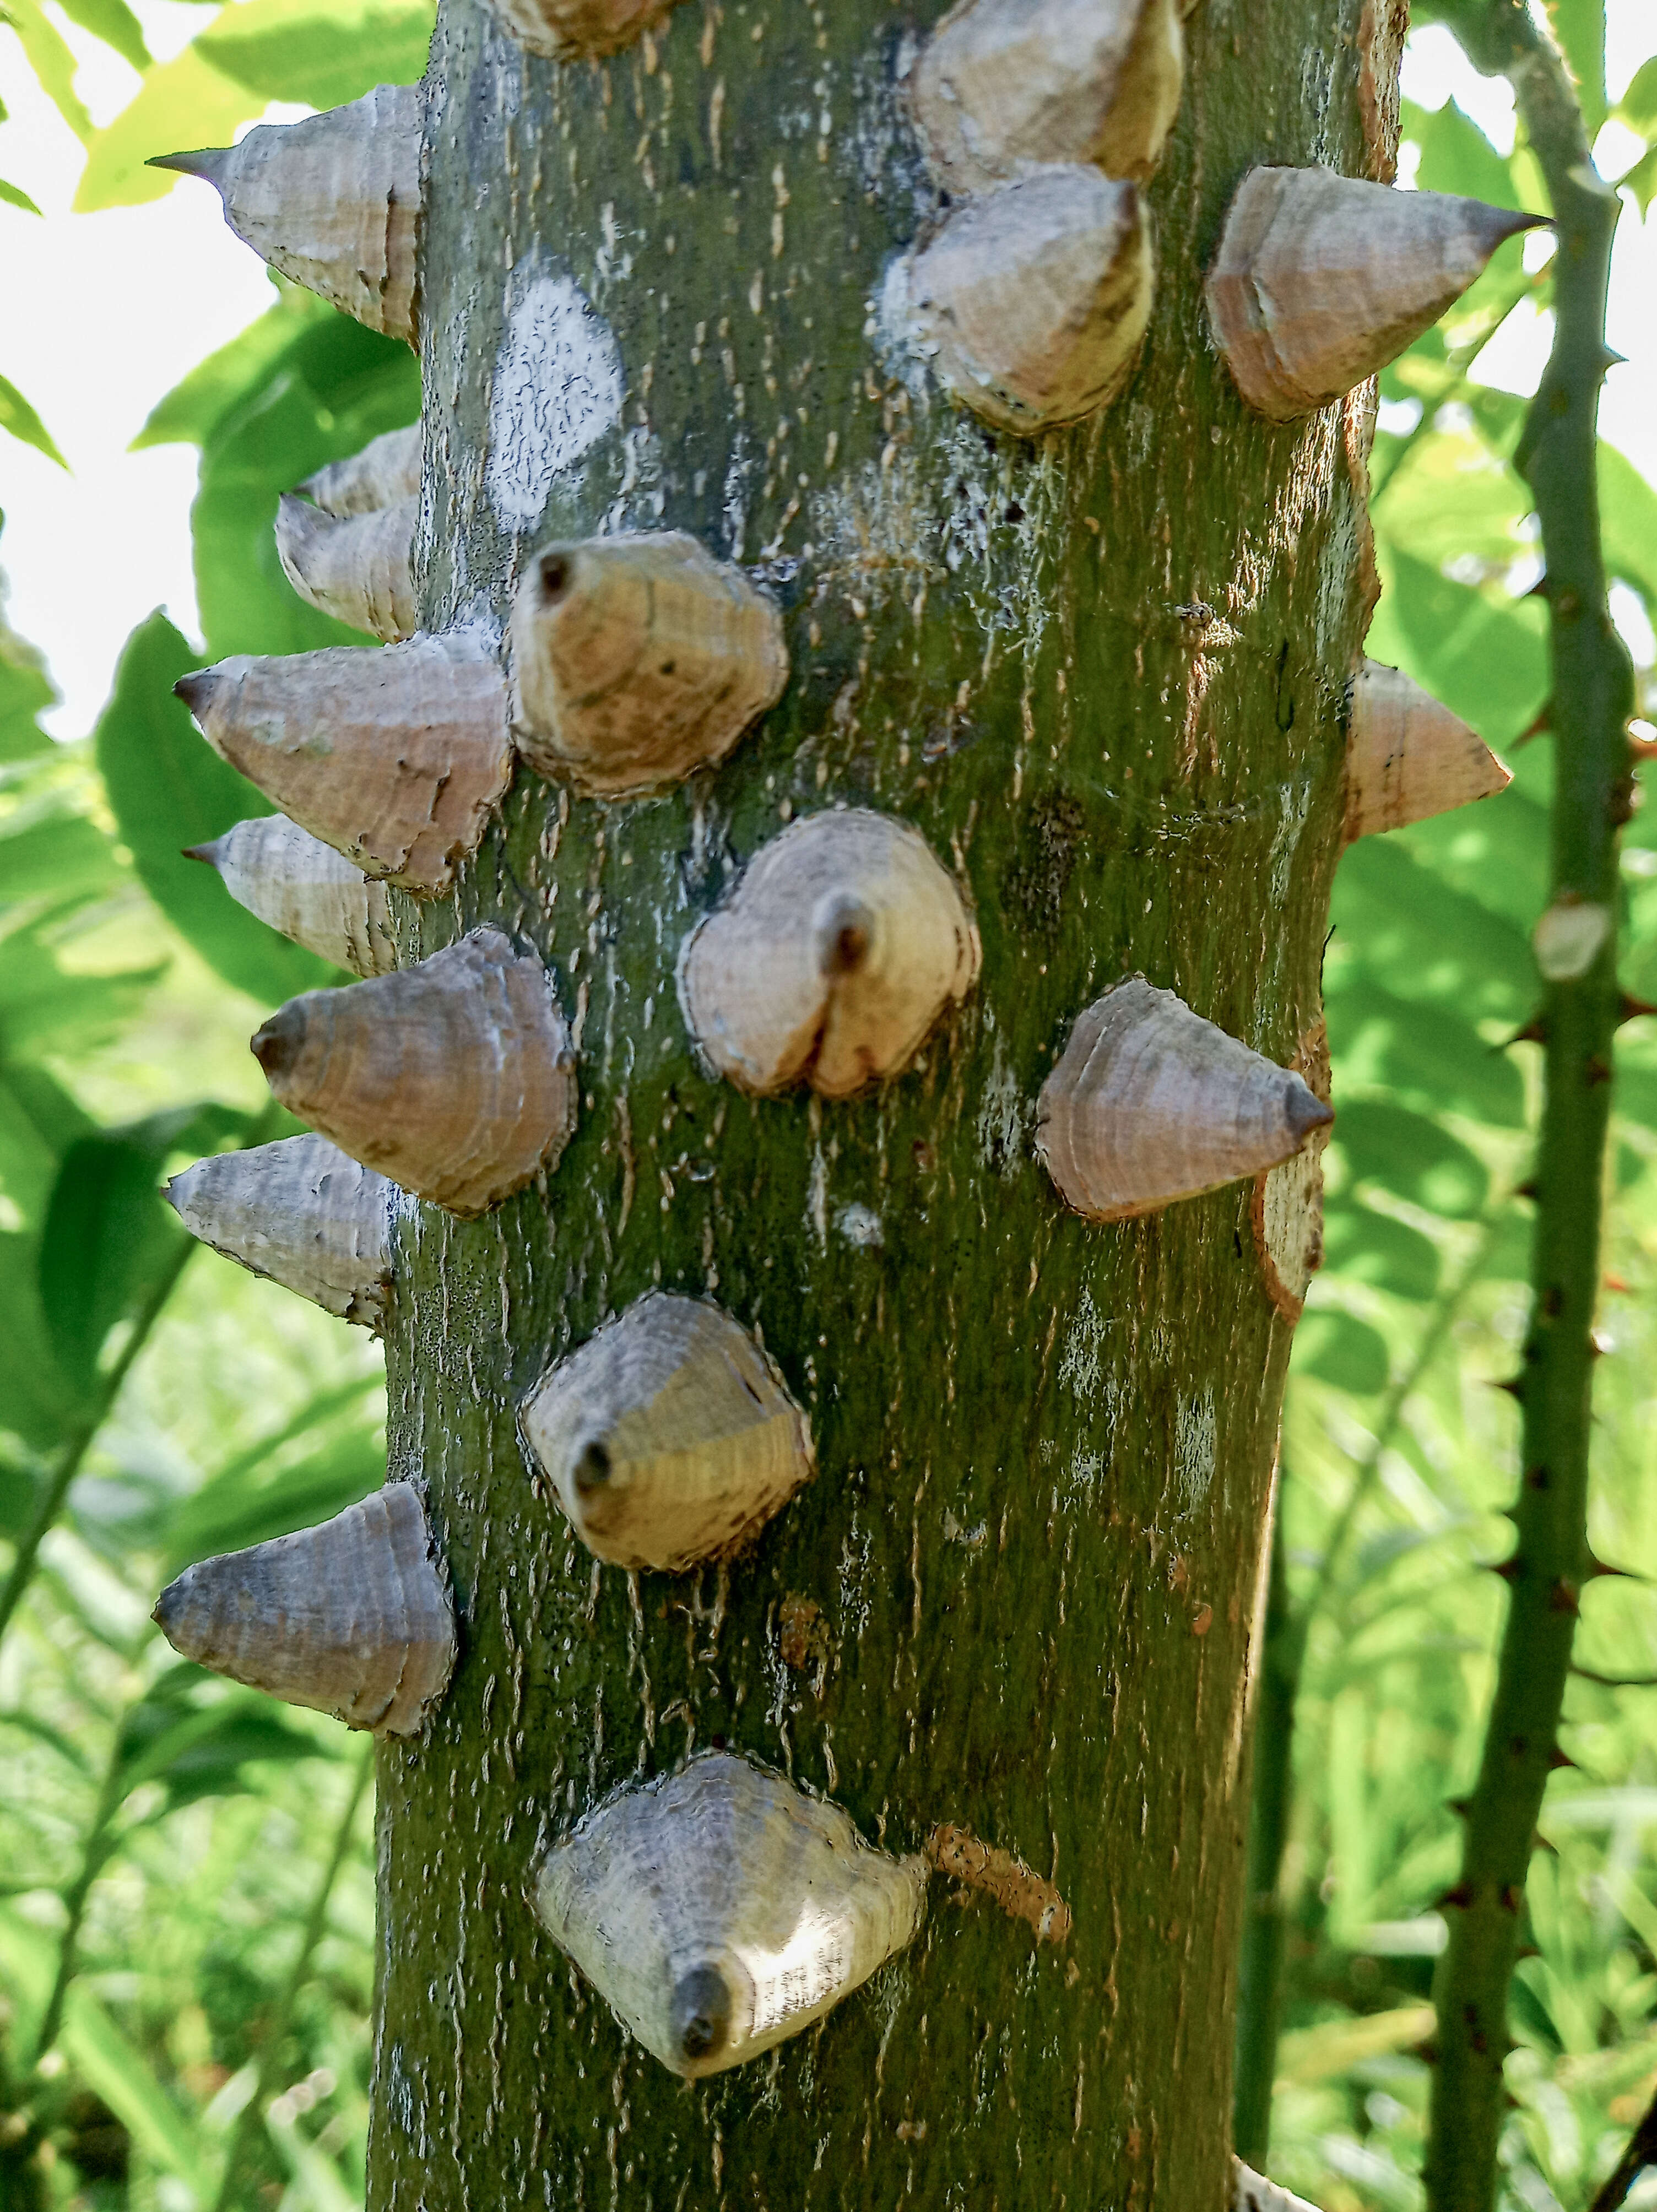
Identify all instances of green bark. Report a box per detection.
[372,2,1378,2202]
[1421,11,1636,2212]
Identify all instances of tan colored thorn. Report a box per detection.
[175,631,512,897]
[249,928,578,1219]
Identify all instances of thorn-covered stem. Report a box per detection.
[1422,12,1637,2212]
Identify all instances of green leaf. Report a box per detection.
[1321,1203,1443,1303]
[190,315,419,660]
[1329,839,1537,1026]
[131,288,326,452]
[93,609,340,1003]
[1365,548,1548,750]
[1412,99,1525,211]
[74,41,259,212]
[1620,143,1657,216]
[165,1427,384,1572]
[0,1907,206,2194]
[37,1102,243,1386]
[1333,1100,1491,1219]
[0,913,161,1061]
[164,1384,382,1573]
[62,1982,209,2195]
[0,588,57,760]
[1326,983,1525,1128]
[0,176,41,213]
[1373,425,1533,578]
[197,0,435,107]
[1616,55,1657,140]
[1,0,94,141]
[1598,439,1657,616]
[76,0,435,212]
[115,1667,329,1812]
[54,0,150,71]
[1297,1311,1391,1396]
[1545,0,1607,135]
[0,370,67,468]
[0,803,122,914]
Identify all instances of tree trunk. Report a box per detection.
[371,1,1382,2203]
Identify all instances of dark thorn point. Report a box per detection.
[1547,1577,1579,1615]
[1285,1081,1336,1141]
[1492,1557,1524,1584]
[1548,1747,1576,1772]
[250,1004,306,1083]
[1620,994,1657,1026]
[181,841,222,867]
[573,1439,613,1496]
[174,670,218,718]
[1533,1832,1559,1857]
[1494,1376,1526,1400]
[814,892,878,979]
[670,1965,731,2065]
[1437,1883,1474,1911]
[1448,1796,1472,1820]
[1506,1016,1548,1048]
[148,147,230,186]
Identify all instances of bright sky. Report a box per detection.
[1,3,1654,739]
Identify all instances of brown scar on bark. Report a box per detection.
[1357,0,1410,182]
[925,1823,1073,1944]
[1252,1017,1331,1322]
[777,1592,831,1675]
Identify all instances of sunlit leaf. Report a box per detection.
[197,0,434,107]
[1,0,93,142]
[55,0,150,71]
[1321,1202,1443,1303]
[1410,97,1526,211]
[0,176,42,213]
[0,370,68,468]
[1296,1310,1391,1396]
[1333,1099,1491,1218]
[1545,0,1607,135]
[76,0,435,212]
[74,41,262,212]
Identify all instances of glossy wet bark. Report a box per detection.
[369,1,1382,2203]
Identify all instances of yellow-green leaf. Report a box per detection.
[0,371,67,468]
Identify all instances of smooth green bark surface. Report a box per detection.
[371,2,1378,2203]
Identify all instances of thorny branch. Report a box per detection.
[1233,1218,1503,2162]
[1418,8,1637,2212]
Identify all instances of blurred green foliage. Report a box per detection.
[1,4,1656,2210]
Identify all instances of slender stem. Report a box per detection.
[0,1234,195,1652]
[1590,2082,1657,2212]
[29,1734,130,2064]
[1422,12,1635,2212]
[211,1742,375,2212]
[1231,1219,1499,2159]
[1234,1501,1296,2166]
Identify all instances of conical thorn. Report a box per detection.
[148,147,230,186]
[174,670,220,718]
